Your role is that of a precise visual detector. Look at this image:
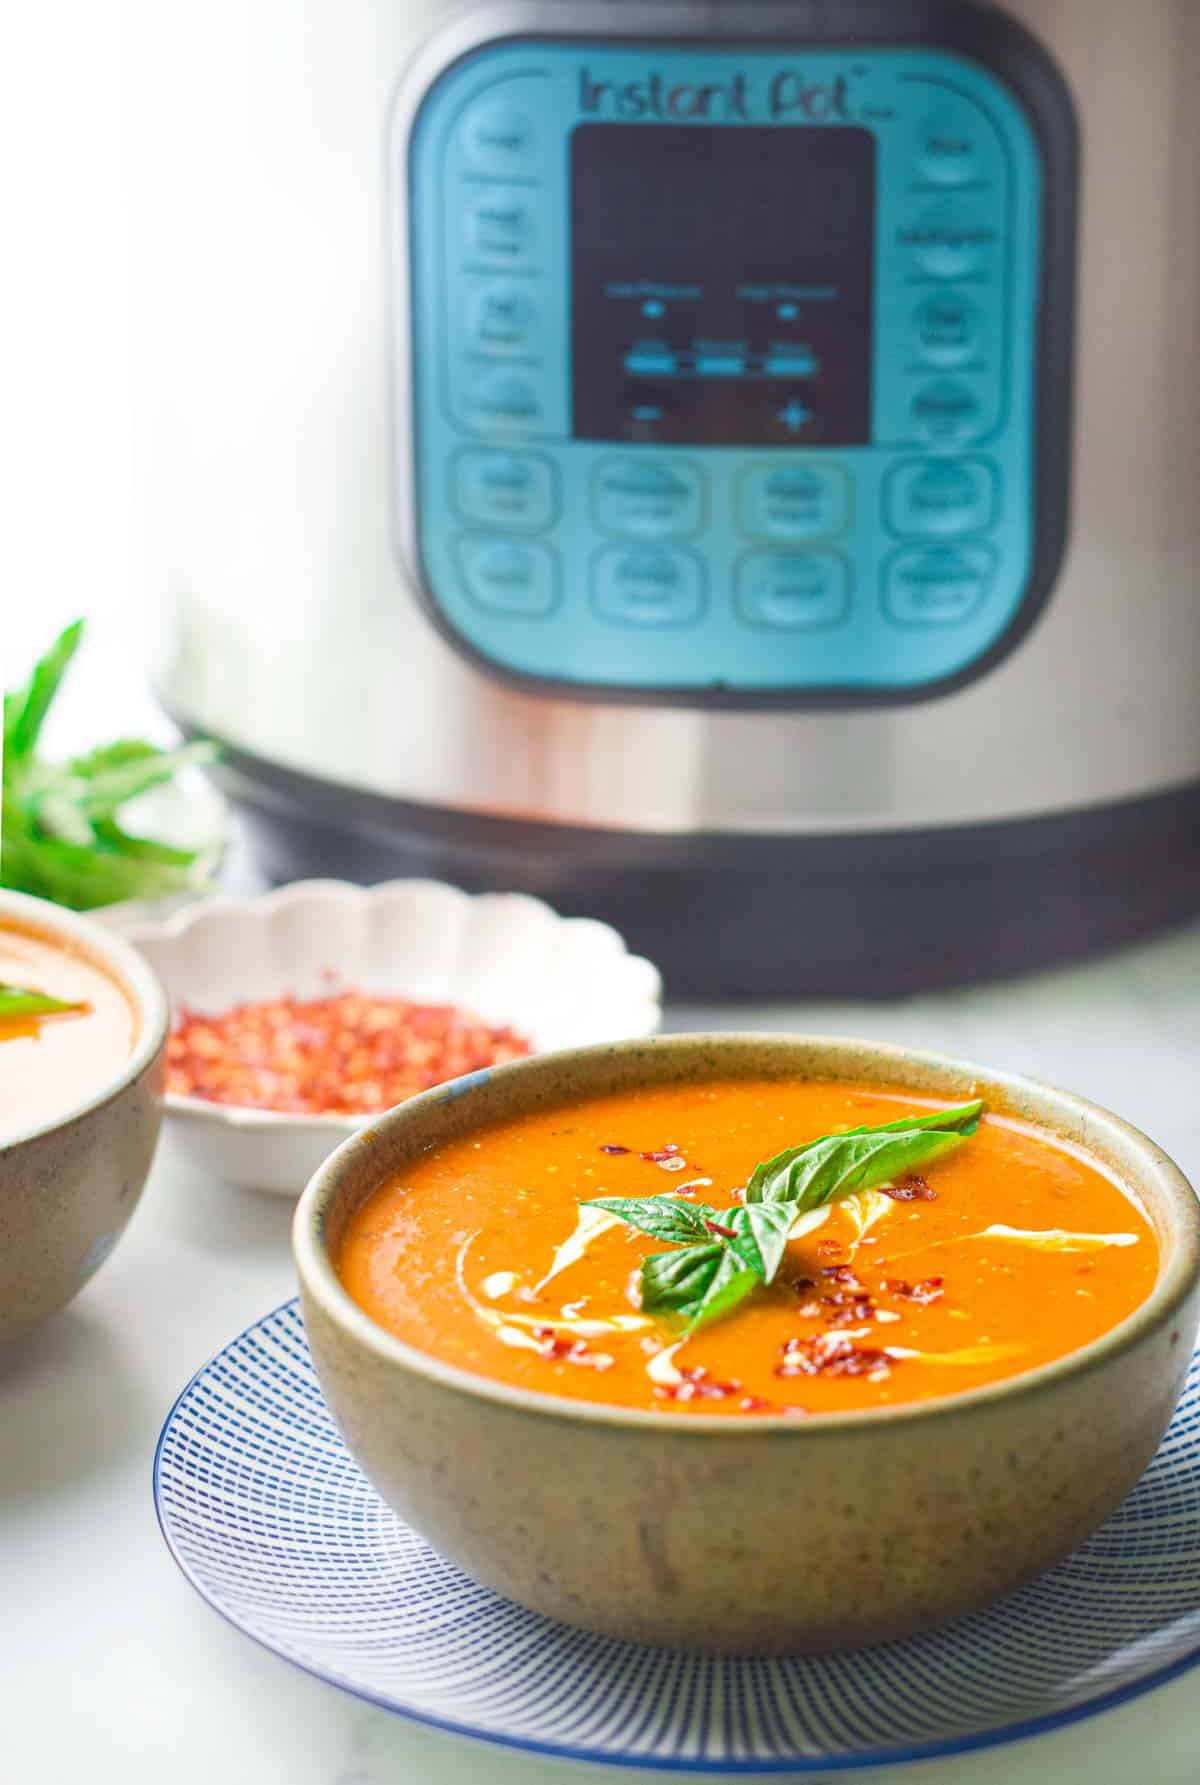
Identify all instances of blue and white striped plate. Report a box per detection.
[154,1300,1200,1773]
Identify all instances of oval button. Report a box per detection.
[886,459,997,538]
[470,284,536,354]
[899,203,998,280]
[736,551,850,630]
[914,112,983,187]
[910,380,983,446]
[466,190,535,263]
[591,460,704,539]
[461,102,537,177]
[738,463,850,541]
[457,537,558,617]
[913,292,979,368]
[467,369,543,433]
[454,451,556,530]
[883,546,994,626]
[591,547,705,628]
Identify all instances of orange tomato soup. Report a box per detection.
[336,1079,1159,1416]
[0,922,136,1143]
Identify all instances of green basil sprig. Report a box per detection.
[587,1100,983,1334]
[0,983,86,1022]
[745,1100,983,1206]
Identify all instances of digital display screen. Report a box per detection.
[570,124,876,446]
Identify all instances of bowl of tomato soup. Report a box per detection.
[0,889,168,1344]
[294,1035,1200,1654]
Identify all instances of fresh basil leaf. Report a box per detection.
[0,983,85,1020]
[588,1196,715,1246]
[640,1241,726,1310]
[720,1201,797,1284]
[747,1127,965,1209]
[91,818,199,867]
[841,1099,984,1141]
[639,1242,762,1335]
[77,741,218,818]
[4,619,84,762]
[745,1101,983,1206]
[685,1250,762,1334]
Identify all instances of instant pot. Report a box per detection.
[127,0,1200,996]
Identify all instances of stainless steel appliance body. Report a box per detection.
[127,0,1200,994]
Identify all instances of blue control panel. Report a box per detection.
[400,38,1046,698]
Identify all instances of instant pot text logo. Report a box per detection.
[578,67,851,123]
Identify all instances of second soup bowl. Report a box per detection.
[293,1035,1200,1654]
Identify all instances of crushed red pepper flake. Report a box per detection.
[886,1275,946,1305]
[654,1363,743,1403]
[166,988,532,1116]
[881,1175,938,1203]
[776,1333,897,1380]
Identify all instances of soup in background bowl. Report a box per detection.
[294,1035,1200,1654]
[0,889,168,1344]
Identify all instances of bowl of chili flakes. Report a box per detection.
[128,879,662,1194]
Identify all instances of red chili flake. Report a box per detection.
[815,1238,843,1258]
[739,1395,773,1413]
[533,1328,613,1370]
[881,1175,937,1203]
[885,1276,945,1305]
[655,1364,743,1403]
[822,1294,877,1328]
[821,1265,864,1289]
[166,989,531,1116]
[600,1144,630,1155]
[775,1333,897,1380]
[639,1144,681,1162]
[792,1276,816,1292]
[703,1218,739,1240]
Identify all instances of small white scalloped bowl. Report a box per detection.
[128,880,662,1195]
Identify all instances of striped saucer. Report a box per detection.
[154,1299,1200,1773]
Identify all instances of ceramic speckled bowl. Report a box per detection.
[0,890,169,1346]
[293,1035,1200,1655]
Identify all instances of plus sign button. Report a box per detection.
[769,397,816,442]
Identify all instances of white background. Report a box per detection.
[3,7,1200,1784]
[2,3,156,745]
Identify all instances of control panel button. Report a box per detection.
[591,459,704,539]
[910,380,983,445]
[465,189,536,264]
[466,368,543,432]
[454,451,557,530]
[900,203,998,280]
[914,113,983,187]
[886,458,997,538]
[461,102,537,177]
[736,551,851,630]
[457,536,558,616]
[470,284,537,354]
[738,463,850,542]
[913,292,979,367]
[591,547,705,628]
[883,545,994,626]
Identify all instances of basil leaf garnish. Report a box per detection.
[584,1100,984,1335]
[588,1196,714,1246]
[722,1201,797,1281]
[745,1100,983,1206]
[0,983,85,1021]
[640,1242,761,1333]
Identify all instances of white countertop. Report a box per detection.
[5,903,1200,1785]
